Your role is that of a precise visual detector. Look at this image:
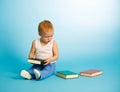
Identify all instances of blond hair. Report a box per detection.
[38,20,54,35]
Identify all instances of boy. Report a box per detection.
[20,20,59,80]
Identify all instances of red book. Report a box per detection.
[80,69,103,77]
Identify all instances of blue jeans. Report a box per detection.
[27,63,55,80]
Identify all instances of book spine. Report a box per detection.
[56,73,66,79]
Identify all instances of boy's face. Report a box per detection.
[40,30,54,44]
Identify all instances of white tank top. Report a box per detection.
[35,39,56,63]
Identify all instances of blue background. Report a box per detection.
[0,0,120,92]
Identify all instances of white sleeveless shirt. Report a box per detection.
[35,38,56,63]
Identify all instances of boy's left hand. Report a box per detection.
[44,58,50,65]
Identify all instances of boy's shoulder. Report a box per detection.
[32,39,36,44]
[52,40,58,47]
[31,39,39,46]
[52,39,57,44]
[52,39,56,42]
[32,38,40,43]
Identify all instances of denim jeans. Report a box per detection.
[27,63,55,80]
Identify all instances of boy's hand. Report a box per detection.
[44,58,50,65]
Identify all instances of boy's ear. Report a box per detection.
[38,32,41,36]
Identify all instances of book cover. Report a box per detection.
[80,69,103,77]
[56,70,78,79]
[28,58,45,65]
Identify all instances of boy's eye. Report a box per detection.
[45,35,53,38]
[45,36,49,38]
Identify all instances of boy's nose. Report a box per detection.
[48,38,50,41]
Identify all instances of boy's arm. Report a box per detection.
[28,40,36,58]
[44,40,59,65]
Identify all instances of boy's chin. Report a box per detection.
[44,41,49,44]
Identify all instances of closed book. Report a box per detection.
[56,70,78,79]
[80,69,103,77]
[28,58,45,65]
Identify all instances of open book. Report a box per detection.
[28,58,45,65]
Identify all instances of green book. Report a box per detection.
[56,70,78,79]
